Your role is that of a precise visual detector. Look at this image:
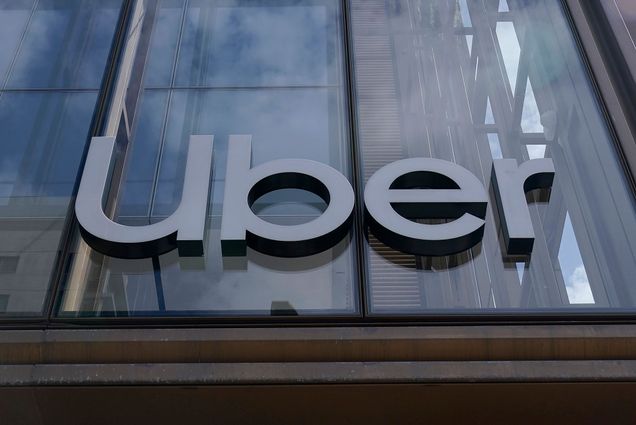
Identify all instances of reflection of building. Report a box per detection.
[2,0,636,422]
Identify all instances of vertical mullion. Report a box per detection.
[342,0,368,317]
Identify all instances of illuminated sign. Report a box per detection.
[76,135,554,259]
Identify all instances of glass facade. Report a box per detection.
[57,0,357,317]
[351,0,636,314]
[0,0,635,320]
[0,0,122,315]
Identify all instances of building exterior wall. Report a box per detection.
[1,0,636,423]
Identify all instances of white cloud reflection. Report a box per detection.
[566,265,594,304]
[496,21,520,92]
[175,3,330,87]
[8,1,120,89]
[526,144,546,159]
[559,214,595,305]
[498,0,510,13]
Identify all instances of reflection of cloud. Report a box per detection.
[177,4,330,86]
[144,5,183,86]
[526,144,546,159]
[487,133,502,159]
[458,0,472,27]
[521,79,544,133]
[566,264,594,304]
[9,2,119,89]
[0,7,31,81]
[496,21,520,92]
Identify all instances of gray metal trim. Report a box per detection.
[5,324,636,365]
[3,360,636,386]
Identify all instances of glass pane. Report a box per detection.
[142,0,183,87]
[8,0,121,89]
[153,88,339,216]
[0,0,34,84]
[175,0,337,87]
[0,92,102,315]
[117,90,170,218]
[351,0,636,314]
[57,0,357,317]
[0,0,122,316]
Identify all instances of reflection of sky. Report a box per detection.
[8,0,121,89]
[495,20,545,134]
[74,4,121,88]
[122,0,342,217]
[0,92,96,206]
[9,8,70,87]
[118,91,170,218]
[526,144,546,159]
[175,4,330,87]
[149,88,338,217]
[70,0,630,315]
[493,6,590,306]
[143,3,182,87]
[496,21,520,92]
[0,4,32,83]
[521,79,544,133]
[558,213,594,304]
[485,97,494,124]
[99,2,354,316]
[120,85,338,217]
[458,0,471,27]
[354,0,619,313]
[487,133,503,159]
[498,0,510,13]
[465,34,473,55]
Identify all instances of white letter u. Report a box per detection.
[75,135,214,259]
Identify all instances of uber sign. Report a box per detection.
[76,135,554,259]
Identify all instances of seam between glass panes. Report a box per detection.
[342,0,367,317]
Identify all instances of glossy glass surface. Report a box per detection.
[351,0,636,313]
[57,0,357,317]
[0,0,121,315]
